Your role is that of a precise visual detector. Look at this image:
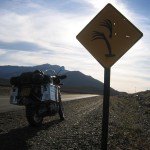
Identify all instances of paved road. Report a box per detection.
[0,94,100,113]
[61,94,99,101]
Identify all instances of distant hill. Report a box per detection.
[63,71,102,94]
[0,64,119,95]
[63,71,118,95]
[0,64,67,78]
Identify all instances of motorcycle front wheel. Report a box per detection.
[58,92,64,120]
[26,105,43,127]
[58,102,64,120]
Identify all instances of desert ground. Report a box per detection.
[0,88,149,149]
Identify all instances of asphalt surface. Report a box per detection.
[0,94,100,113]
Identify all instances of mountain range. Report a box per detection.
[0,64,119,95]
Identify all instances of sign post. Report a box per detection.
[101,68,110,150]
[76,3,143,150]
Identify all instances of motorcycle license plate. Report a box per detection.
[21,88,31,96]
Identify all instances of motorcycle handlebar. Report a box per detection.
[59,75,67,79]
[50,75,67,80]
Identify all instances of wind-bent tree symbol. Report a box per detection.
[100,19,113,38]
[92,19,115,57]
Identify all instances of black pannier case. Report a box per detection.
[10,70,51,86]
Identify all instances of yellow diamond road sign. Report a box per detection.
[76,3,143,68]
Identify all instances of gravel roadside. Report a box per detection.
[0,94,149,150]
[0,96,103,150]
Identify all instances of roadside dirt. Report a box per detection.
[0,96,103,150]
[0,93,149,150]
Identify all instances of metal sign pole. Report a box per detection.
[101,67,111,150]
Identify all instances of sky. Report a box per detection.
[0,0,149,93]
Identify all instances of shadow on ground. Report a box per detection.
[0,119,62,150]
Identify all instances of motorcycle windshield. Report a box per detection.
[44,70,56,77]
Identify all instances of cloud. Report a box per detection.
[0,0,149,92]
[0,41,49,52]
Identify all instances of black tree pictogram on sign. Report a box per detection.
[92,19,115,57]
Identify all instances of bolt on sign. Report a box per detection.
[76,3,143,68]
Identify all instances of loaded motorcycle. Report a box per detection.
[10,67,67,126]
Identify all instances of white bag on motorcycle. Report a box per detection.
[10,87,20,104]
[41,84,58,102]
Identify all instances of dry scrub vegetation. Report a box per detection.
[108,91,150,150]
